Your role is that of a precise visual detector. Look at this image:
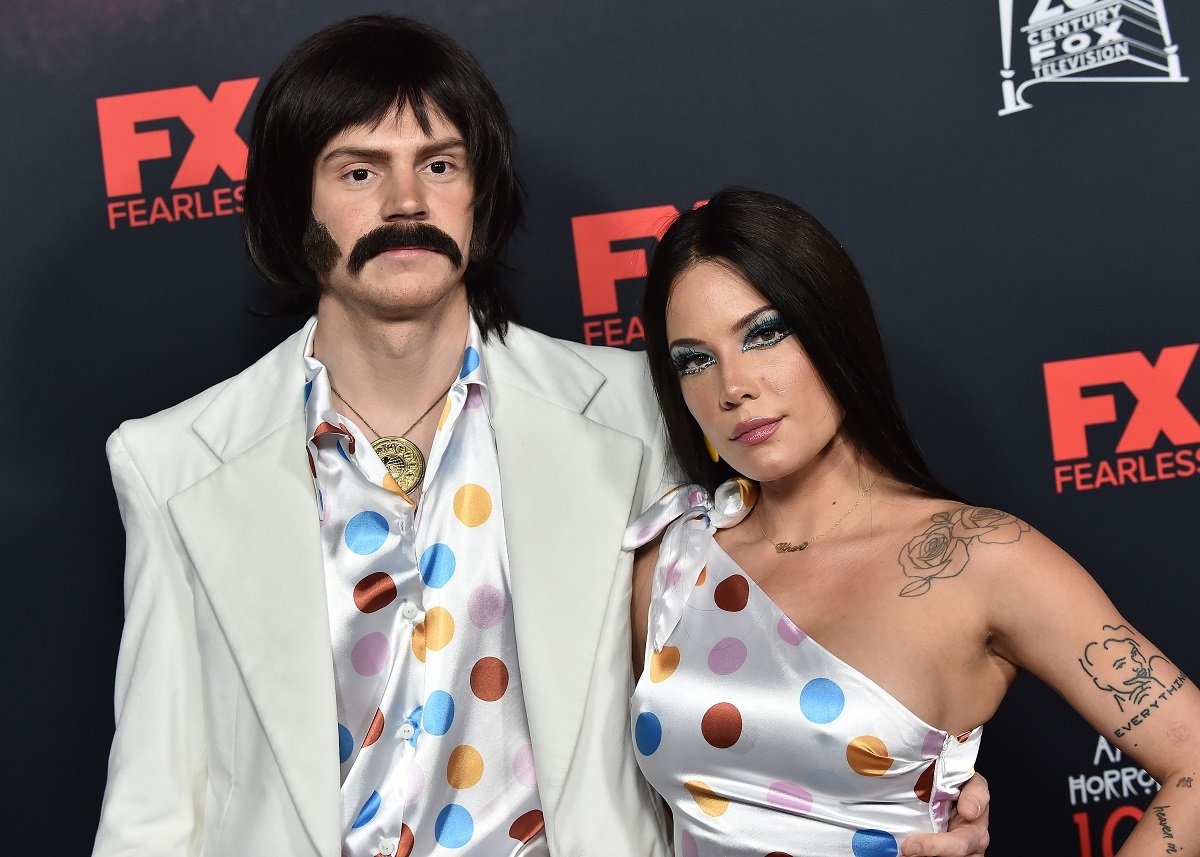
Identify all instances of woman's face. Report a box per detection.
[665,260,844,484]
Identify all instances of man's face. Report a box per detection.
[309,105,475,322]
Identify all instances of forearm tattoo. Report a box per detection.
[1152,804,1179,853]
[897,507,1028,597]
[1079,624,1189,737]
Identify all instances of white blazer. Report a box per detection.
[93,319,674,857]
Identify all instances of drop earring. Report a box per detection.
[703,434,720,463]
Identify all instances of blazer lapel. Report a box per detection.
[168,319,341,855]
[487,330,646,814]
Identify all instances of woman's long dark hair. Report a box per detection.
[643,187,961,501]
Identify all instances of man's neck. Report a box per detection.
[312,291,471,435]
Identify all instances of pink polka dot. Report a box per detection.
[680,830,699,857]
[664,563,682,588]
[468,584,507,629]
[922,729,946,759]
[687,489,705,507]
[350,632,390,676]
[767,781,813,812]
[465,386,484,409]
[777,615,807,645]
[707,637,748,675]
[405,763,425,804]
[513,744,538,788]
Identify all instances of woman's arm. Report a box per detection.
[987,523,1199,856]
[630,540,660,676]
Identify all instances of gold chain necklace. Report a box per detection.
[755,469,883,553]
[330,378,454,494]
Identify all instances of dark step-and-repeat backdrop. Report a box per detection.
[3,2,1196,854]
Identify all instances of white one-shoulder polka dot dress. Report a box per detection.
[626,481,981,857]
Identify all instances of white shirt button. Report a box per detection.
[398,722,416,740]
[378,838,395,856]
[401,601,420,621]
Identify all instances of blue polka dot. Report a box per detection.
[852,829,898,857]
[435,803,474,847]
[345,511,389,555]
[351,791,380,829]
[423,690,455,736]
[303,379,313,403]
[338,723,353,763]
[336,438,353,463]
[459,346,480,378]
[800,677,845,724]
[634,712,662,756]
[419,543,456,588]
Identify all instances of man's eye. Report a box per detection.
[347,168,371,182]
[428,160,451,174]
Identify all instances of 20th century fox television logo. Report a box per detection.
[998,0,1187,114]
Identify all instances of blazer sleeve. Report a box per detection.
[92,428,207,857]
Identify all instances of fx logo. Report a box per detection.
[1043,344,1200,460]
[95,78,258,198]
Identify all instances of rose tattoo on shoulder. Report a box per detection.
[898,507,1029,597]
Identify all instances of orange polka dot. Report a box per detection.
[650,646,680,682]
[423,607,455,651]
[714,574,749,611]
[470,657,510,701]
[846,735,894,776]
[509,809,545,843]
[684,780,729,816]
[437,397,452,429]
[353,572,397,613]
[446,744,484,789]
[382,473,414,504]
[695,567,708,587]
[453,484,492,527]
[362,709,384,747]
[701,702,742,748]
[411,623,427,662]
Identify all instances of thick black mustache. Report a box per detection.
[346,222,464,275]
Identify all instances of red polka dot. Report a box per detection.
[714,574,749,611]
[397,824,414,857]
[701,701,742,748]
[353,571,397,613]
[470,656,510,701]
[509,809,545,843]
[915,761,935,803]
[766,853,795,857]
[363,709,384,747]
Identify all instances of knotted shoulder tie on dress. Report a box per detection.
[623,478,757,653]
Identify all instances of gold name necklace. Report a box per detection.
[755,469,883,553]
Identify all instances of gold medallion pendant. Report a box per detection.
[371,436,426,493]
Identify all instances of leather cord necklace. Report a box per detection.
[330,379,454,493]
[755,469,883,553]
